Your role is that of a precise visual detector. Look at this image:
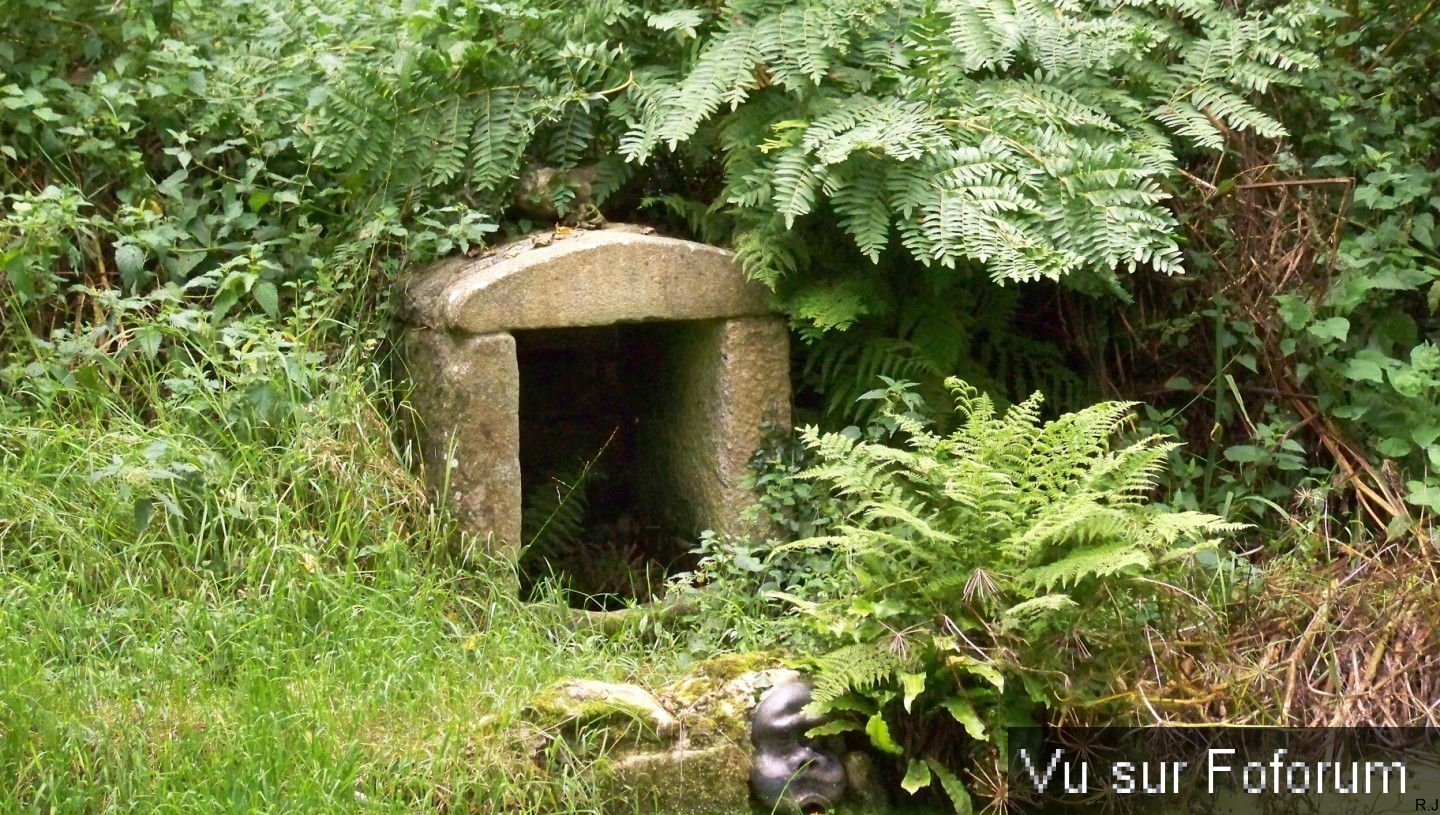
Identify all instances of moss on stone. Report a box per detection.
[662,652,789,714]
[526,679,678,753]
[523,655,819,814]
[597,745,753,815]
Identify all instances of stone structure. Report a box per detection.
[521,657,887,815]
[398,225,791,562]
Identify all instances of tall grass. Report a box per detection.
[0,298,678,812]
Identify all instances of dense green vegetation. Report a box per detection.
[2,0,1436,811]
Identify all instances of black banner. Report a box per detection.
[1005,728,1440,814]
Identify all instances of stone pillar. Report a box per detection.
[713,317,792,536]
[640,317,790,538]
[403,329,522,560]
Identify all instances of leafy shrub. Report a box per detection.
[775,378,1240,809]
[664,428,851,654]
[1107,0,1440,540]
[1278,17,1440,518]
[618,0,1313,331]
[4,0,1315,344]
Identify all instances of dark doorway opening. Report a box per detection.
[514,324,691,609]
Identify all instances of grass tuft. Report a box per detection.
[0,311,683,812]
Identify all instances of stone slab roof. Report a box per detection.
[397,225,772,334]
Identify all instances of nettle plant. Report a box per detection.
[776,379,1241,811]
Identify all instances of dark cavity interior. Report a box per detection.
[514,323,691,609]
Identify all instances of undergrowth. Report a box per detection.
[3,0,1436,809]
[0,283,694,810]
[674,378,1245,811]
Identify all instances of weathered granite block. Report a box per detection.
[636,317,790,540]
[523,656,799,815]
[398,226,770,333]
[521,657,891,815]
[402,329,521,560]
[398,226,791,562]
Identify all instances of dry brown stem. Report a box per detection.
[1081,134,1440,727]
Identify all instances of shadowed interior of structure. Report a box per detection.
[514,323,694,609]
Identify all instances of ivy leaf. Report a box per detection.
[1377,437,1411,457]
[1406,481,1440,513]
[865,713,903,755]
[1274,294,1311,330]
[157,168,188,200]
[901,758,932,794]
[1413,212,1434,250]
[1340,356,1386,383]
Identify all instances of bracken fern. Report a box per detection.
[779,377,1244,808]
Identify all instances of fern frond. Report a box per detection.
[647,9,709,39]
[938,0,1023,71]
[812,643,905,707]
[827,158,891,261]
[997,593,1077,633]
[470,89,530,193]
[767,5,847,89]
[806,98,948,165]
[733,217,804,286]
[658,20,767,148]
[771,145,822,228]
